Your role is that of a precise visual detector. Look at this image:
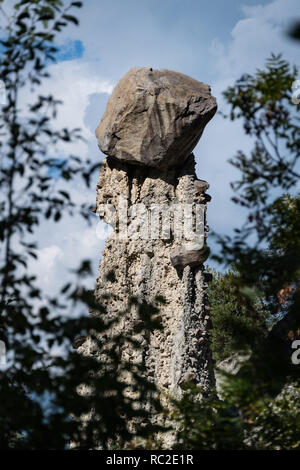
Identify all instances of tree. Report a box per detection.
[171,378,300,450]
[208,268,268,362]
[0,0,163,449]
[171,55,300,451]
[213,54,300,392]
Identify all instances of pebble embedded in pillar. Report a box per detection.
[194,179,210,194]
[170,245,211,270]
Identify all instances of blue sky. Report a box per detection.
[6,0,298,292]
[56,39,84,62]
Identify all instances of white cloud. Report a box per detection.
[18,57,114,296]
[241,0,298,22]
[22,60,113,160]
[196,0,300,251]
[210,0,299,80]
[25,0,300,287]
[30,215,106,296]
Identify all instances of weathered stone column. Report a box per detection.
[87,67,217,397]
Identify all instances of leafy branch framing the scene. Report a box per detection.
[0,0,164,449]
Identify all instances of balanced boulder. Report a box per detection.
[96,67,217,169]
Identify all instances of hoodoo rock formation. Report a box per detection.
[82,67,217,402]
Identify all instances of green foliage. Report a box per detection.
[65,286,165,450]
[0,0,164,449]
[0,0,90,447]
[220,372,300,450]
[208,269,268,362]
[214,54,300,386]
[171,54,300,451]
[243,383,300,450]
[183,53,300,450]
[222,54,299,219]
[171,378,300,450]
[171,385,245,450]
[1,5,299,450]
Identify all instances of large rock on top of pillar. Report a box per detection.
[96,67,217,169]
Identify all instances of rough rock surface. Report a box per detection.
[194,179,210,194]
[81,154,215,396]
[170,244,210,270]
[96,67,217,169]
[80,68,217,447]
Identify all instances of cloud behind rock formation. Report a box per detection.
[96,67,217,169]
